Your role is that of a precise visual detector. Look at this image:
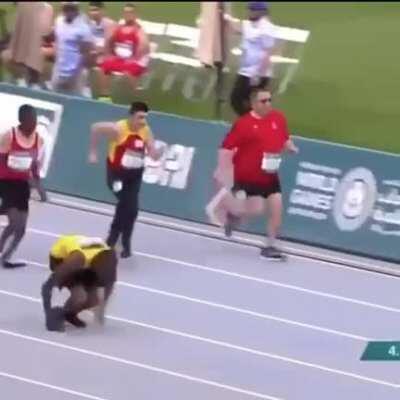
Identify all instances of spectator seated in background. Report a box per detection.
[95,3,150,101]
[87,2,116,64]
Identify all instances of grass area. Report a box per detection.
[1,2,400,152]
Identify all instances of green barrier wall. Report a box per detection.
[1,84,400,263]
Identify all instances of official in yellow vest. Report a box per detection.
[88,101,164,258]
[41,235,118,332]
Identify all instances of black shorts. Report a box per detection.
[232,180,281,199]
[49,249,117,289]
[0,179,30,212]
[106,165,144,200]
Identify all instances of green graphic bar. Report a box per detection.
[361,342,400,361]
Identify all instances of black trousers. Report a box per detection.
[106,166,144,252]
[230,74,270,116]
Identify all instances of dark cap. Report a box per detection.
[248,2,268,12]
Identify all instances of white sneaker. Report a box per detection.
[205,187,229,226]
[17,78,27,87]
[30,84,41,90]
[82,86,92,98]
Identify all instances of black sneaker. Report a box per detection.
[45,307,65,332]
[2,260,27,269]
[121,249,132,259]
[260,246,286,261]
[64,312,87,328]
[106,231,120,248]
[224,213,241,238]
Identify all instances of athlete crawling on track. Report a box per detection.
[41,234,118,332]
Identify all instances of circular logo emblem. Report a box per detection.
[333,167,377,231]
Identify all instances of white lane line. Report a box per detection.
[22,260,374,341]
[24,227,400,315]
[135,216,400,277]
[0,328,284,400]
[0,289,397,390]
[0,371,109,400]
[0,289,38,303]
[47,196,400,278]
[119,282,373,341]
[134,251,400,314]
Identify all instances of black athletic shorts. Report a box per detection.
[232,180,281,199]
[0,179,30,212]
[49,249,117,289]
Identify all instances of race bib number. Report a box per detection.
[121,150,144,169]
[115,42,133,59]
[7,154,33,171]
[261,153,282,173]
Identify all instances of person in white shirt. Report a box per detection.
[229,2,276,116]
[51,2,95,95]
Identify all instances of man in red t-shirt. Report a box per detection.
[96,3,150,99]
[208,88,298,260]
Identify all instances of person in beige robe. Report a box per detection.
[3,2,54,86]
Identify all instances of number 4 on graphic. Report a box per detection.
[388,345,399,357]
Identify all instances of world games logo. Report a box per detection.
[332,167,377,231]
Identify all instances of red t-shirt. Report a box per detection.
[221,110,289,186]
[111,24,141,58]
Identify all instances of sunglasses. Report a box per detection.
[259,98,272,103]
